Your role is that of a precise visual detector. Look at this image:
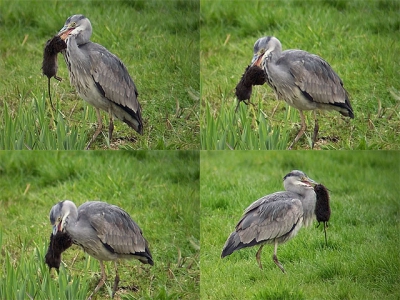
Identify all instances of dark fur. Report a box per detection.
[314,184,331,223]
[314,183,331,246]
[42,35,67,109]
[45,231,73,270]
[235,65,266,112]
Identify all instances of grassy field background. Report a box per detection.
[200,0,400,149]
[200,151,399,299]
[0,151,200,299]
[0,0,199,150]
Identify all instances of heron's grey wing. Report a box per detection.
[83,43,140,113]
[237,198,303,245]
[279,50,348,105]
[79,202,148,254]
[242,191,298,215]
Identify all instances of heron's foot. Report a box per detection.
[312,118,319,149]
[86,127,102,150]
[112,273,120,298]
[273,254,285,273]
[288,128,305,150]
[87,261,107,300]
[85,140,94,150]
[87,277,106,300]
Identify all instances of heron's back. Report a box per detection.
[71,201,153,265]
[63,40,143,134]
[221,191,306,258]
[265,49,354,118]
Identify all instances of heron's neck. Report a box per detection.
[64,206,78,232]
[302,189,317,227]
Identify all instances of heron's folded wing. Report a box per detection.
[280,50,348,105]
[237,198,303,244]
[85,43,140,113]
[82,202,148,254]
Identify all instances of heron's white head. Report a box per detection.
[58,14,92,44]
[49,200,75,235]
[283,170,317,193]
[251,36,282,67]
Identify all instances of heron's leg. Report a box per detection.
[255,244,264,269]
[108,108,114,144]
[311,110,319,149]
[87,260,106,300]
[112,261,120,298]
[272,240,285,273]
[86,108,103,150]
[288,110,306,150]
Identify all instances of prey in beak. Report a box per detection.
[234,49,267,111]
[58,26,75,41]
[52,219,63,235]
[251,49,266,67]
[301,176,318,187]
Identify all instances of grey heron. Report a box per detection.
[250,36,354,149]
[57,15,143,149]
[221,170,318,272]
[50,200,153,299]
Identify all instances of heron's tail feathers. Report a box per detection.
[221,231,242,258]
[336,92,354,119]
[122,110,143,135]
[133,238,153,265]
[136,245,153,266]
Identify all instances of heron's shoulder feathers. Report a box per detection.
[243,191,299,214]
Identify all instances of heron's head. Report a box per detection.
[283,170,317,192]
[49,200,75,235]
[58,14,92,44]
[251,36,282,67]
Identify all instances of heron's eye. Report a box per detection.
[70,22,77,27]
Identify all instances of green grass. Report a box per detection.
[0,151,200,299]
[0,0,199,150]
[200,151,400,299]
[201,101,291,150]
[200,0,400,149]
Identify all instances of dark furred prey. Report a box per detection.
[235,65,266,112]
[42,36,67,110]
[44,231,73,270]
[314,184,331,246]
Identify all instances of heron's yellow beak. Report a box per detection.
[251,49,266,67]
[58,26,74,41]
[52,221,63,235]
[302,176,318,187]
